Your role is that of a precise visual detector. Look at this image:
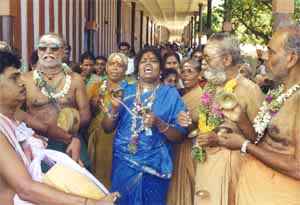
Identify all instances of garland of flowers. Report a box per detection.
[192,79,237,162]
[33,70,71,102]
[253,84,300,144]
[128,84,159,154]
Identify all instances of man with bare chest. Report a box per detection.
[218,25,300,205]
[21,33,91,165]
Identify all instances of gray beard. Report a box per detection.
[204,68,227,85]
[39,59,62,68]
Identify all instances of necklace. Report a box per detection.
[253,84,300,144]
[33,70,71,102]
[40,68,63,80]
[128,83,160,154]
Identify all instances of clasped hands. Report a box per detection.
[177,104,247,150]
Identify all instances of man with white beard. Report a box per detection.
[178,32,263,205]
[21,33,91,166]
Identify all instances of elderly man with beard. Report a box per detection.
[218,25,300,205]
[21,33,91,166]
[179,32,263,205]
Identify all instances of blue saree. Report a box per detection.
[110,84,187,205]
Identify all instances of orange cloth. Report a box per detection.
[167,139,196,205]
[167,86,202,205]
[194,149,242,205]
[236,156,300,205]
[87,81,114,188]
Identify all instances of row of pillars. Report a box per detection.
[188,0,212,47]
[86,0,155,52]
[115,0,155,51]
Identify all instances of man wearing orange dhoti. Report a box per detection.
[218,25,300,205]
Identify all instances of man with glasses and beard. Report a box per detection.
[21,33,91,167]
[179,32,263,205]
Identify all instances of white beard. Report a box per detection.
[204,68,227,85]
[39,58,62,68]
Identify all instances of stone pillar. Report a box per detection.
[272,0,294,30]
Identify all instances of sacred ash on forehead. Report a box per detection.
[39,34,63,47]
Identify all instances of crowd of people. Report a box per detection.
[0,23,300,205]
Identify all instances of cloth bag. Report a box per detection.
[0,113,109,205]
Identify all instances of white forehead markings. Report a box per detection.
[39,35,62,46]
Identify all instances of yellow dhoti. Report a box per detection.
[88,113,113,188]
[236,156,300,205]
[194,148,242,205]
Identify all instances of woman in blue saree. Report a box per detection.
[102,47,187,205]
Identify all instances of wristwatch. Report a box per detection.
[240,140,251,154]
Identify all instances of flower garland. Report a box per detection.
[192,79,237,162]
[99,79,108,96]
[198,79,237,133]
[253,84,300,144]
[128,84,159,154]
[33,70,71,102]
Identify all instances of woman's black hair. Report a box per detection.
[161,68,178,81]
[191,46,204,58]
[95,55,107,62]
[79,51,95,64]
[162,52,180,68]
[0,51,21,74]
[134,46,163,75]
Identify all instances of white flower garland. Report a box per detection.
[128,84,159,154]
[253,84,300,144]
[33,70,71,100]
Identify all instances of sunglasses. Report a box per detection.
[38,44,62,52]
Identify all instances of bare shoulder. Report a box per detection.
[237,76,260,92]
[70,72,85,87]
[235,76,262,98]
[14,109,28,122]
[21,70,34,81]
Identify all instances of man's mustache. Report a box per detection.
[204,68,227,85]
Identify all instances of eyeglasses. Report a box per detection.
[38,46,61,52]
[193,55,202,58]
[202,53,225,64]
[38,43,62,52]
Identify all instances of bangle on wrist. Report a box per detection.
[160,124,170,133]
[240,140,251,154]
[106,112,119,120]
[73,133,81,139]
